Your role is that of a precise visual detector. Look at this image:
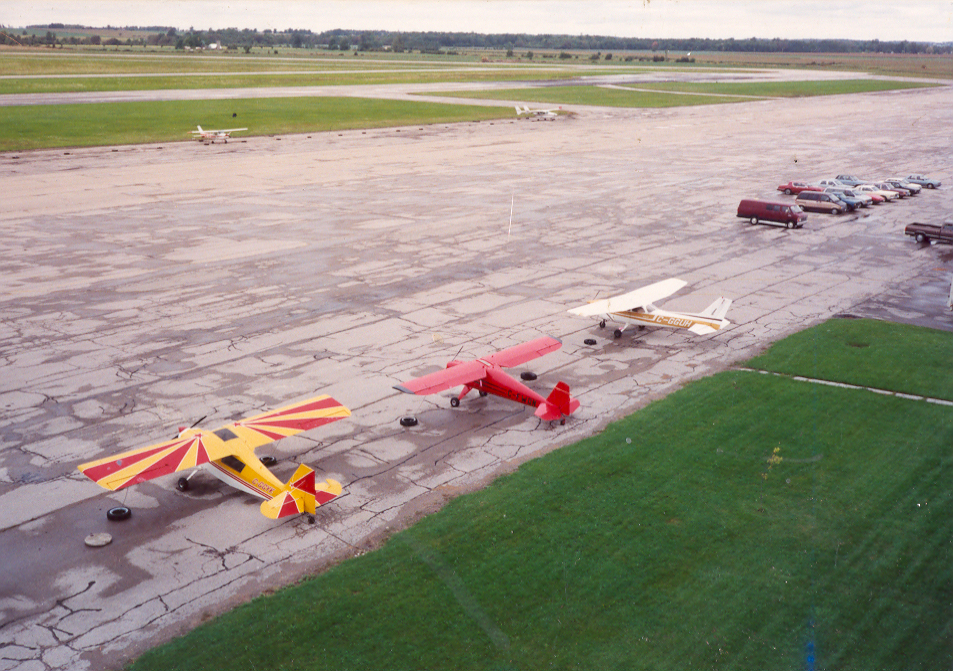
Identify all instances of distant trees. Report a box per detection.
[14,24,952,55]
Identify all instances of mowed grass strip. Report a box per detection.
[747,317,953,401]
[624,78,937,97]
[437,84,747,107]
[0,97,511,151]
[129,321,952,671]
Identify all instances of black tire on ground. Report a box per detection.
[786,221,794,229]
[399,416,418,427]
[614,329,622,339]
[584,338,597,346]
[450,397,460,408]
[177,477,190,492]
[259,455,278,467]
[107,506,132,521]
[520,371,538,381]
[599,320,606,329]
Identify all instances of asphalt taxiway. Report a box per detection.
[0,78,950,670]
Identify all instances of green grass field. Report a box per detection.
[128,318,953,671]
[437,79,934,108]
[0,97,511,151]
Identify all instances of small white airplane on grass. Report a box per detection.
[569,278,732,338]
[515,105,560,118]
[190,125,247,143]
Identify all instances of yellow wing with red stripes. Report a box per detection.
[78,395,350,491]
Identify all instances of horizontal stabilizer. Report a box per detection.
[700,297,732,321]
[259,464,342,519]
[569,278,687,317]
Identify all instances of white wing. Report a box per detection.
[568,278,688,317]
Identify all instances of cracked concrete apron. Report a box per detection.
[1,82,951,670]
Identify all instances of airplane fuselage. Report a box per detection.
[609,308,725,332]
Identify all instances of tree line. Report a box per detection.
[4,25,949,55]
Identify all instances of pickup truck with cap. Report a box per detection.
[905,222,953,244]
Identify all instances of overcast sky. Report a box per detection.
[4,1,951,43]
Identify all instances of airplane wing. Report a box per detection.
[78,395,350,491]
[394,359,488,396]
[568,278,688,317]
[482,336,562,368]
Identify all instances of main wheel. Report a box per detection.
[599,320,606,329]
[450,397,460,408]
[107,506,132,522]
[479,390,488,397]
[177,477,190,492]
[613,329,622,339]
[749,217,759,225]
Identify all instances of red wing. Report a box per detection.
[481,336,562,368]
[394,360,487,396]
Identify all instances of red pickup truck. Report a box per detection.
[905,222,953,244]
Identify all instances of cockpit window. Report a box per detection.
[214,427,239,441]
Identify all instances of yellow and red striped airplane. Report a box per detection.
[78,395,350,522]
[569,278,732,339]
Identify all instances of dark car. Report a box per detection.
[777,181,823,195]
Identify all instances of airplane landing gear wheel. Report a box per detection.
[638,325,646,331]
[479,390,488,397]
[599,320,606,329]
[177,477,190,492]
[107,506,131,522]
[614,329,622,339]
[560,418,566,425]
[450,397,460,408]
[307,515,315,525]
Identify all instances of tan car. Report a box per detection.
[795,191,848,215]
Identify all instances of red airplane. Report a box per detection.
[394,336,580,423]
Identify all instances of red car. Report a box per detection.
[777,181,823,195]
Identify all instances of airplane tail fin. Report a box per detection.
[688,297,732,334]
[259,464,342,519]
[700,297,732,320]
[535,381,580,422]
[197,125,203,132]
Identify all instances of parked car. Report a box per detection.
[905,222,953,244]
[777,181,823,195]
[737,199,807,228]
[817,179,848,189]
[824,187,864,212]
[824,187,871,209]
[795,191,849,214]
[873,181,910,198]
[834,174,867,186]
[906,174,942,189]
[852,185,891,203]
[884,178,922,194]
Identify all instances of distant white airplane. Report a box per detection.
[515,105,560,118]
[569,278,732,338]
[190,125,247,143]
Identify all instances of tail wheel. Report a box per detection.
[177,477,190,492]
[450,397,460,408]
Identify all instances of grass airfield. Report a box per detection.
[129,319,952,670]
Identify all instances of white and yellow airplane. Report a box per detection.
[569,278,732,338]
[190,125,247,143]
